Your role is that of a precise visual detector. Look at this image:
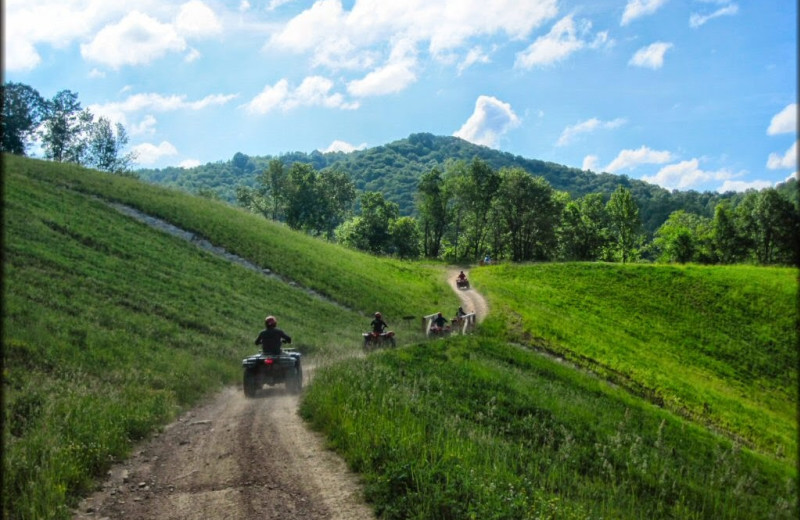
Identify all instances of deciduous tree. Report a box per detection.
[1,82,45,155]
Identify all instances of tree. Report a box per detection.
[284,163,321,232]
[751,188,798,265]
[417,167,449,258]
[495,168,561,262]
[40,90,92,163]
[317,168,356,239]
[389,216,421,258]
[463,158,501,260]
[712,201,743,263]
[606,185,642,263]
[264,159,288,220]
[558,193,610,261]
[652,210,714,263]
[336,192,399,254]
[86,117,136,174]
[1,82,45,155]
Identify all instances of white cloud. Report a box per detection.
[90,92,237,123]
[243,77,358,114]
[717,179,773,193]
[175,1,222,39]
[583,155,600,171]
[767,103,797,135]
[605,145,673,172]
[129,115,158,136]
[641,158,736,190]
[321,140,368,153]
[629,41,673,69]
[3,1,134,72]
[621,0,668,26]
[239,1,251,12]
[689,3,738,28]
[347,40,418,97]
[81,11,186,68]
[88,68,106,78]
[267,0,295,10]
[180,159,202,168]
[454,95,520,149]
[515,15,589,69]
[185,48,202,62]
[269,0,558,91]
[457,46,491,74]
[557,117,626,146]
[767,140,798,170]
[132,141,178,165]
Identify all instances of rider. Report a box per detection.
[432,312,448,332]
[255,315,291,355]
[458,271,467,281]
[371,312,389,334]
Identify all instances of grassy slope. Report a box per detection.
[4,154,797,519]
[2,155,457,519]
[470,262,798,465]
[302,338,797,519]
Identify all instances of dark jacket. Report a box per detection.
[255,327,291,355]
[371,318,388,333]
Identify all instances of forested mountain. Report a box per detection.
[137,133,741,233]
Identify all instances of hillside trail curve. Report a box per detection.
[447,268,489,323]
[73,202,490,519]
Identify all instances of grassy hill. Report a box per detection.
[136,133,738,234]
[4,154,797,519]
[2,154,457,519]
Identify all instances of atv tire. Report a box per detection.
[287,364,303,394]
[243,369,258,398]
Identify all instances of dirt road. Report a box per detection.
[73,377,376,520]
[447,269,489,322]
[73,267,488,520]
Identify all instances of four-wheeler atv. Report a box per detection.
[242,347,303,397]
[362,330,396,352]
[456,277,470,290]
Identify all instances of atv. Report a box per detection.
[362,330,396,352]
[242,347,303,397]
[456,277,470,290]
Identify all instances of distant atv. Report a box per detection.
[456,277,470,290]
[362,330,396,352]
[242,346,302,397]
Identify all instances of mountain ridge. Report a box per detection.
[137,133,743,233]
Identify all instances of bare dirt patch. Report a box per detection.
[73,370,375,520]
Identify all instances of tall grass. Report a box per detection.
[2,155,401,519]
[6,154,459,321]
[301,338,797,519]
[470,262,798,465]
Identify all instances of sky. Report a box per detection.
[3,0,797,193]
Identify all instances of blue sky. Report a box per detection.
[4,0,797,193]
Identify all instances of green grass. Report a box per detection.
[470,262,798,465]
[5,154,797,519]
[2,155,447,519]
[6,154,458,321]
[301,337,797,519]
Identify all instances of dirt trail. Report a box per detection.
[447,269,489,323]
[74,204,489,519]
[73,367,375,520]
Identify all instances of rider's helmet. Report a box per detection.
[265,315,277,328]
[437,312,443,317]
[375,312,382,319]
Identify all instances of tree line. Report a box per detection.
[237,156,798,266]
[1,82,135,174]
